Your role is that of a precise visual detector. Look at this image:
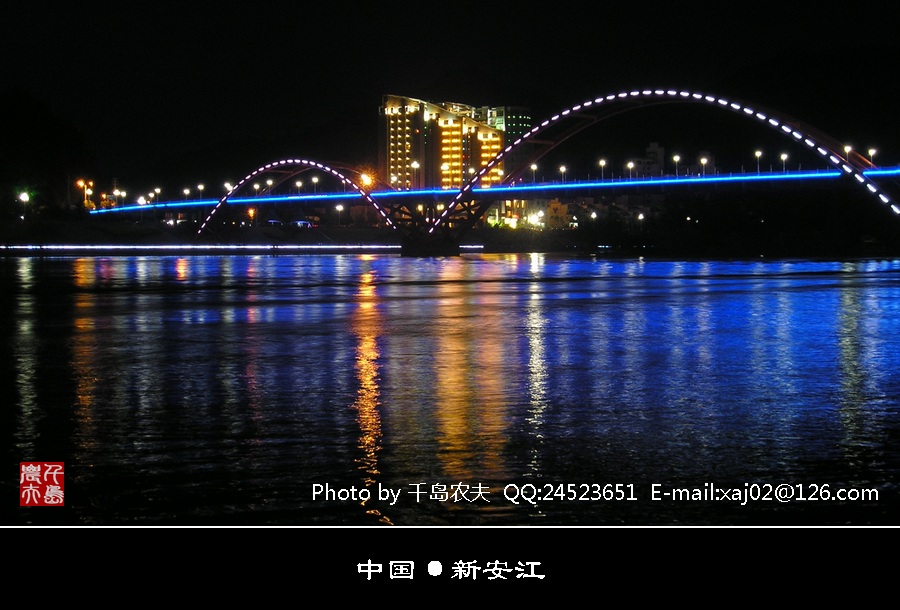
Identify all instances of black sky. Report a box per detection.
[4,2,899,199]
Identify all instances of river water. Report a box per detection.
[3,252,899,526]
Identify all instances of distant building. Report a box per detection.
[378,95,532,191]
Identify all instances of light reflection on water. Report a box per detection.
[3,253,900,526]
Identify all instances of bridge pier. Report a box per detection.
[400,233,461,257]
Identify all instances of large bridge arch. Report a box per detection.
[431,88,899,234]
[197,158,396,234]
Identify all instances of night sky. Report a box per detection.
[4,3,899,201]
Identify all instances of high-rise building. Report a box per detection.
[378,95,532,191]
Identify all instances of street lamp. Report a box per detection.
[183,188,190,200]
[673,154,680,177]
[266,179,273,194]
[627,161,634,179]
[410,161,419,190]
[76,179,93,206]
[780,153,788,172]
[19,192,29,221]
[336,204,344,225]
[295,180,303,193]
[197,184,204,199]
[868,148,877,165]
[312,176,319,193]
[844,145,852,162]
[700,157,708,177]
[599,159,606,180]
[755,150,762,173]
[531,163,537,183]
[253,183,260,196]
[559,165,566,183]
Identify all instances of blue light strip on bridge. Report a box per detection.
[90,166,900,214]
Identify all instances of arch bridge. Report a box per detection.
[199,88,899,255]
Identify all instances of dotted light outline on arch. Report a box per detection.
[198,158,395,234]
[430,89,899,234]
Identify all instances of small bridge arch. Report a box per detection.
[197,158,396,234]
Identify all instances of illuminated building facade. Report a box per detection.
[378,95,531,192]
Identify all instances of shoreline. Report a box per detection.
[3,217,900,260]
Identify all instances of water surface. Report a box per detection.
[4,253,899,526]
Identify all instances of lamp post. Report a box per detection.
[673,154,680,177]
[76,179,93,206]
[627,161,634,180]
[868,148,877,165]
[197,184,204,199]
[599,159,606,180]
[844,145,852,162]
[411,161,419,190]
[183,188,190,200]
[19,192,29,221]
[780,153,788,172]
[559,165,566,183]
[531,163,537,184]
[312,176,319,194]
[755,150,762,173]
[700,157,707,177]
[336,204,344,226]
[295,180,303,194]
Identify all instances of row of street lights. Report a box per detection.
[75,142,882,210]
[528,145,879,183]
[84,172,332,209]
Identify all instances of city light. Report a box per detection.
[19,192,29,221]
[76,87,900,236]
[76,179,94,206]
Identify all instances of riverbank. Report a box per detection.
[3,215,900,259]
[0,217,601,256]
